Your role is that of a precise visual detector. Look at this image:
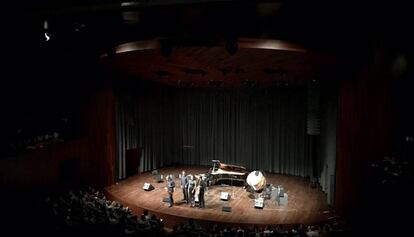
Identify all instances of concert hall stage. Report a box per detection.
[104,166,332,228]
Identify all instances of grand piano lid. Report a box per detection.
[212,160,247,171]
[212,168,247,176]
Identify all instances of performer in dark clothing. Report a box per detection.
[167,175,175,207]
[198,177,206,208]
[180,171,188,203]
[187,175,196,207]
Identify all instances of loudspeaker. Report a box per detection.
[307,84,320,135]
[279,193,288,206]
[222,206,232,212]
[254,198,264,209]
[143,183,154,191]
[220,192,230,201]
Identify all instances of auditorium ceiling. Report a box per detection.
[99,38,344,88]
[13,0,409,88]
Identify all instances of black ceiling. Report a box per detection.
[3,0,413,88]
[7,0,413,55]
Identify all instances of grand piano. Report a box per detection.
[209,160,248,186]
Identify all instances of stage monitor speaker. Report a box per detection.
[329,174,335,205]
[222,206,232,212]
[279,193,288,206]
[143,183,154,191]
[254,198,264,209]
[220,192,230,201]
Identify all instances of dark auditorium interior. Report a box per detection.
[1,1,413,236]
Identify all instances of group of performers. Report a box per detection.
[166,170,207,208]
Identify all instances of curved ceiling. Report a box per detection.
[100,38,339,88]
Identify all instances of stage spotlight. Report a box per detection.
[225,38,238,56]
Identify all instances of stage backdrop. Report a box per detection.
[115,82,320,178]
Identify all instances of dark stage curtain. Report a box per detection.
[115,83,315,180]
[319,81,338,205]
[336,66,392,219]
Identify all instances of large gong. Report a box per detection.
[246,170,266,192]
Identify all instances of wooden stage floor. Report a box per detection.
[105,166,332,228]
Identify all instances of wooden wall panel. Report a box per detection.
[0,139,87,187]
[0,86,116,189]
[83,87,116,188]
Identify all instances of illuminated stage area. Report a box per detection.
[105,166,332,228]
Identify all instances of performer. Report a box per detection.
[187,175,196,207]
[198,176,206,208]
[167,175,175,207]
[180,171,188,203]
[194,176,200,204]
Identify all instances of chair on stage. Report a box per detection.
[152,170,164,183]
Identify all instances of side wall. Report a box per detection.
[0,87,116,189]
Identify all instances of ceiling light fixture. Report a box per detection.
[43,20,51,42]
[225,37,238,56]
